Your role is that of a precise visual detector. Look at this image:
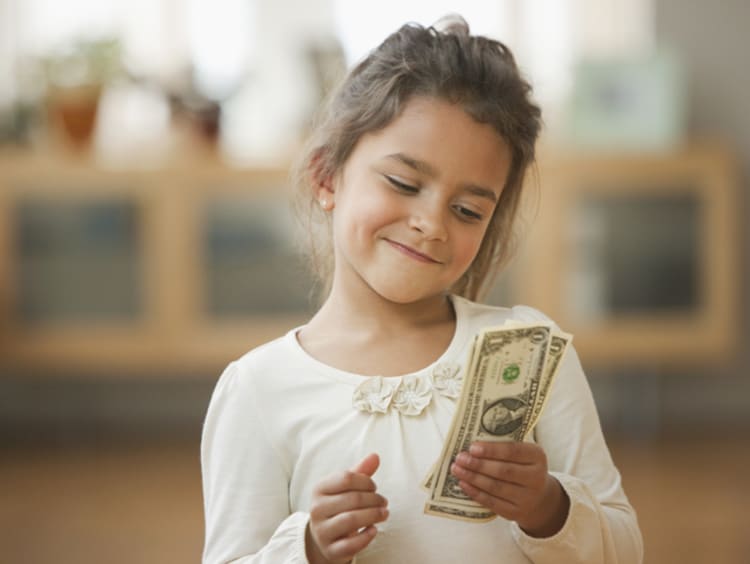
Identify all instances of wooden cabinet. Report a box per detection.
[510,142,740,366]
[0,151,313,375]
[0,143,740,375]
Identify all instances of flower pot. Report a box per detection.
[49,84,102,149]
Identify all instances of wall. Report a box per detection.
[588,0,750,437]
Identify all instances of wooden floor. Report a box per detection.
[1,436,748,563]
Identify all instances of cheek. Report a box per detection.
[454,229,487,270]
[333,191,387,249]
[345,190,394,233]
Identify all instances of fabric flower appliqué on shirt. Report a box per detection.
[352,362,463,416]
[430,362,462,398]
[392,374,433,416]
[351,376,400,414]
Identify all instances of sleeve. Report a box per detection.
[508,306,644,564]
[201,361,310,564]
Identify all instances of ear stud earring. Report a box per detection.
[320,198,332,211]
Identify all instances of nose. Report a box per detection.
[409,202,448,241]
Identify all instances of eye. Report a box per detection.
[385,175,419,194]
[453,205,483,222]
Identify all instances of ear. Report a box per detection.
[314,175,335,210]
[310,149,336,211]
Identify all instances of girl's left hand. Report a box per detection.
[450,441,570,538]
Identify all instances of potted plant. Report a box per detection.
[43,37,123,149]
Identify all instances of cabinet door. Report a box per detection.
[203,194,315,317]
[515,146,739,365]
[566,191,700,321]
[14,197,143,325]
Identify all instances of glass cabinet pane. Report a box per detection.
[15,198,142,325]
[567,190,700,321]
[204,195,315,317]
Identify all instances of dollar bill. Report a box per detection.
[420,333,481,493]
[420,326,571,494]
[422,322,571,521]
[429,324,551,512]
[525,332,571,433]
[423,500,496,522]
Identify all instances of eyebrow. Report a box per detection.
[385,152,499,203]
[386,152,437,177]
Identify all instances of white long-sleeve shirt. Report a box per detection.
[201,296,643,563]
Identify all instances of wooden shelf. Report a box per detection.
[0,150,308,376]
[0,143,741,374]
[514,141,740,366]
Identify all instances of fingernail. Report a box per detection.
[469,444,483,456]
[456,452,471,465]
[380,507,389,518]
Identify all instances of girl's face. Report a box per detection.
[321,96,512,306]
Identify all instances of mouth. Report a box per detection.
[384,239,441,264]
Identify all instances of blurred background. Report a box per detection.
[0,0,747,563]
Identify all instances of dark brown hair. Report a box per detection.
[293,14,542,301]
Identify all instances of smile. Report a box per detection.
[385,239,441,264]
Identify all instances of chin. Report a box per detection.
[369,279,446,305]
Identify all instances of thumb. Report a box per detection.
[351,453,380,477]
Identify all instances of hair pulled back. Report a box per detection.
[294,14,542,301]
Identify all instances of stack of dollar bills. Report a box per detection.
[421,321,572,522]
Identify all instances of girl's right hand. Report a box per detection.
[305,453,389,564]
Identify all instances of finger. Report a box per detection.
[451,462,526,502]
[454,452,532,487]
[469,441,543,464]
[316,469,377,496]
[321,506,389,544]
[326,525,378,561]
[458,480,521,521]
[351,453,380,477]
[311,490,388,520]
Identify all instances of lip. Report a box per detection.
[385,239,441,264]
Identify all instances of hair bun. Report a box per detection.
[432,13,470,36]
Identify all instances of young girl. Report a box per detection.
[201,16,643,564]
